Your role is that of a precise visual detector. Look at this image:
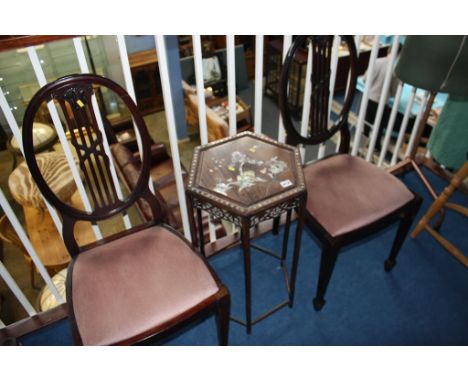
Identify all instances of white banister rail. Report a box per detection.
[391,86,416,165]
[378,82,403,167]
[226,35,237,137]
[192,34,217,243]
[366,36,400,162]
[405,91,430,158]
[317,35,341,160]
[351,36,380,156]
[277,35,292,143]
[300,40,313,163]
[192,35,209,145]
[155,35,191,241]
[116,35,156,195]
[73,37,133,230]
[27,46,103,240]
[254,35,264,134]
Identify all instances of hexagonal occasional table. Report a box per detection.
[187,132,307,333]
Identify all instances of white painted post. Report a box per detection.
[0,189,63,303]
[115,35,156,195]
[366,36,400,162]
[192,35,217,243]
[278,35,292,143]
[192,35,209,145]
[405,91,430,157]
[317,35,341,159]
[336,35,363,153]
[0,260,36,316]
[351,36,380,156]
[254,35,264,134]
[378,82,403,167]
[300,40,313,163]
[391,87,417,165]
[73,37,132,230]
[226,35,237,137]
[155,35,191,241]
[27,46,102,240]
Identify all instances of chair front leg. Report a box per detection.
[385,196,422,272]
[215,286,231,346]
[313,242,339,311]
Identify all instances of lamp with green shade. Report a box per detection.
[394,35,468,169]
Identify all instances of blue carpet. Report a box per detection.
[19,168,468,345]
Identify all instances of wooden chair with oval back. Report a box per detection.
[21,74,230,345]
[279,36,423,311]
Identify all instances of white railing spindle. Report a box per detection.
[336,35,363,153]
[391,86,417,165]
[300,40,313,163]
[192,35,217,243]
[27,46,102,240]
[254,35,264,134]
[351,36,380,156]
[73,37,132,230]
[405,91,430,157]
[226,35,237,137]
[378,82,403,167]
[116,35,156,195]
[317,35,341,159]
[278,35,292,143]
[366,35,400,162]
[0,189,63,303]
[192,35,209,145]
[155,35,191,241]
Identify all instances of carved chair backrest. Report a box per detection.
[22,74,165,257]
[279,35,358,153]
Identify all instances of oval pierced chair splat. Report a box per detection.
[279,36,423,311]
[22,74,230,345]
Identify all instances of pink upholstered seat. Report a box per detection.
[304,154,414,237]
[71,226,219,345]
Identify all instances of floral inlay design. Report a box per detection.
[212,147,288,196]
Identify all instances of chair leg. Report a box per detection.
[385,197,422,272]
[215,286,230,346]
[313,242,339,312]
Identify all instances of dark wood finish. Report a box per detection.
[0,35,77,53]
[128,49,164,116]
[280,35,423,311]
[0,304,68,345]
[21,74,230,345]
[187,131,307,333]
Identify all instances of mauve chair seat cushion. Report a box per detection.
[71,226,219,345]
[303,154,414,237]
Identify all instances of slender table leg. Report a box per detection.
[289,198,305,307]
[241,218,252,334]
[196,208,205,257]
[281,209,292,262]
